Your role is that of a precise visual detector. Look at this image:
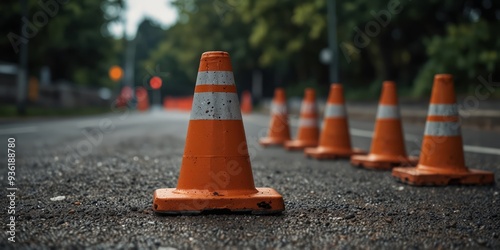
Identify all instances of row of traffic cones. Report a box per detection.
[259,75,494,186]
[152,51,494,216]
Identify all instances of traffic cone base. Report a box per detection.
[351,154,419,170]
[284,140,318,151]
[259,137,288,147]
[305,146,365,160]
[153,188,284,214]
[392,167,494,186]
[153,51,284,214]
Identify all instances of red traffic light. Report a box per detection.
[150,76,162,90]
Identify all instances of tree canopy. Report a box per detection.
[1,0,498,99]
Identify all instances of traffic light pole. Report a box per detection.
[327,0,339,83]
[17,0,28,115]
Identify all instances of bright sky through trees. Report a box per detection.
[108,0,178,38]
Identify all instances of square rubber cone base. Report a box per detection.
[305,147,365,160]
[351,155,419,170]
[392,167,495,186]
[153,188,285,215]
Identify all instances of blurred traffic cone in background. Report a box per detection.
[241,90,253,114]
[392,74,494,185]
[153,51,284,214]
[351,81,418,169]
[116,86,133,108]
[259,88,291,147]
[284,88,319,151]
[136,87,149,112]
[305,84,364,159]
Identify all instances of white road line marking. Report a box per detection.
[349,128,373,138]
[463,145,500,156]
[0,126,38,135]
[350,128,500,156]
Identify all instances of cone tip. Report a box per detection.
[380,80,398,105]
[328,83,345,104]
[330,83,343,89]
[274,88,286,102]
[383,80,396,86]
[431,74,456,104]
[199,51,232,71]
[201,51,230,58]
[434,74,453,81]
[304,88,316,100]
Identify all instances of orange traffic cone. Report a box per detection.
[305,84,364,159]
[241,90,253,114]
[351,81,418,169]
[153,51,285,214]
[259,88,291,147]
[136,87,149,111]
[284,88,319,151]
[393,74,495,185]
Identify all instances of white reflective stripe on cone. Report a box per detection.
[424,121,461,136]
[300,102,316,114]
[298,118,318,127]
[271,103,287,115]
[324,104,346,118]
[376,105,400,119]
[196,71,235,85]
[428,104,458,116]
[190,92,242,120]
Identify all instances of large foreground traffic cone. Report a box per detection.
[153,51,285,214]
[241,90,253,114]
[284,88,319,151]
[351,81,418,169]
[392,74,494,185]
[305,84,364,159]
[136,87,149,111]
[259,88,291,147]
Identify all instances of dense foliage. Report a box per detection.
[1,0,499,99]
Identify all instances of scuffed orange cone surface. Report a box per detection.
[153,51,285,214]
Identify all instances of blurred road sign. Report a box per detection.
[109,65,123,82]
[319,48,331,64]
[150,76,162,90]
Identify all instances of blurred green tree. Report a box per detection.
[0,0,124,87]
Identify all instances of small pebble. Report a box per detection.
[50,196,66,201]
[344,214,355,220]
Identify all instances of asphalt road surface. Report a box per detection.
[1,109,499,249]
